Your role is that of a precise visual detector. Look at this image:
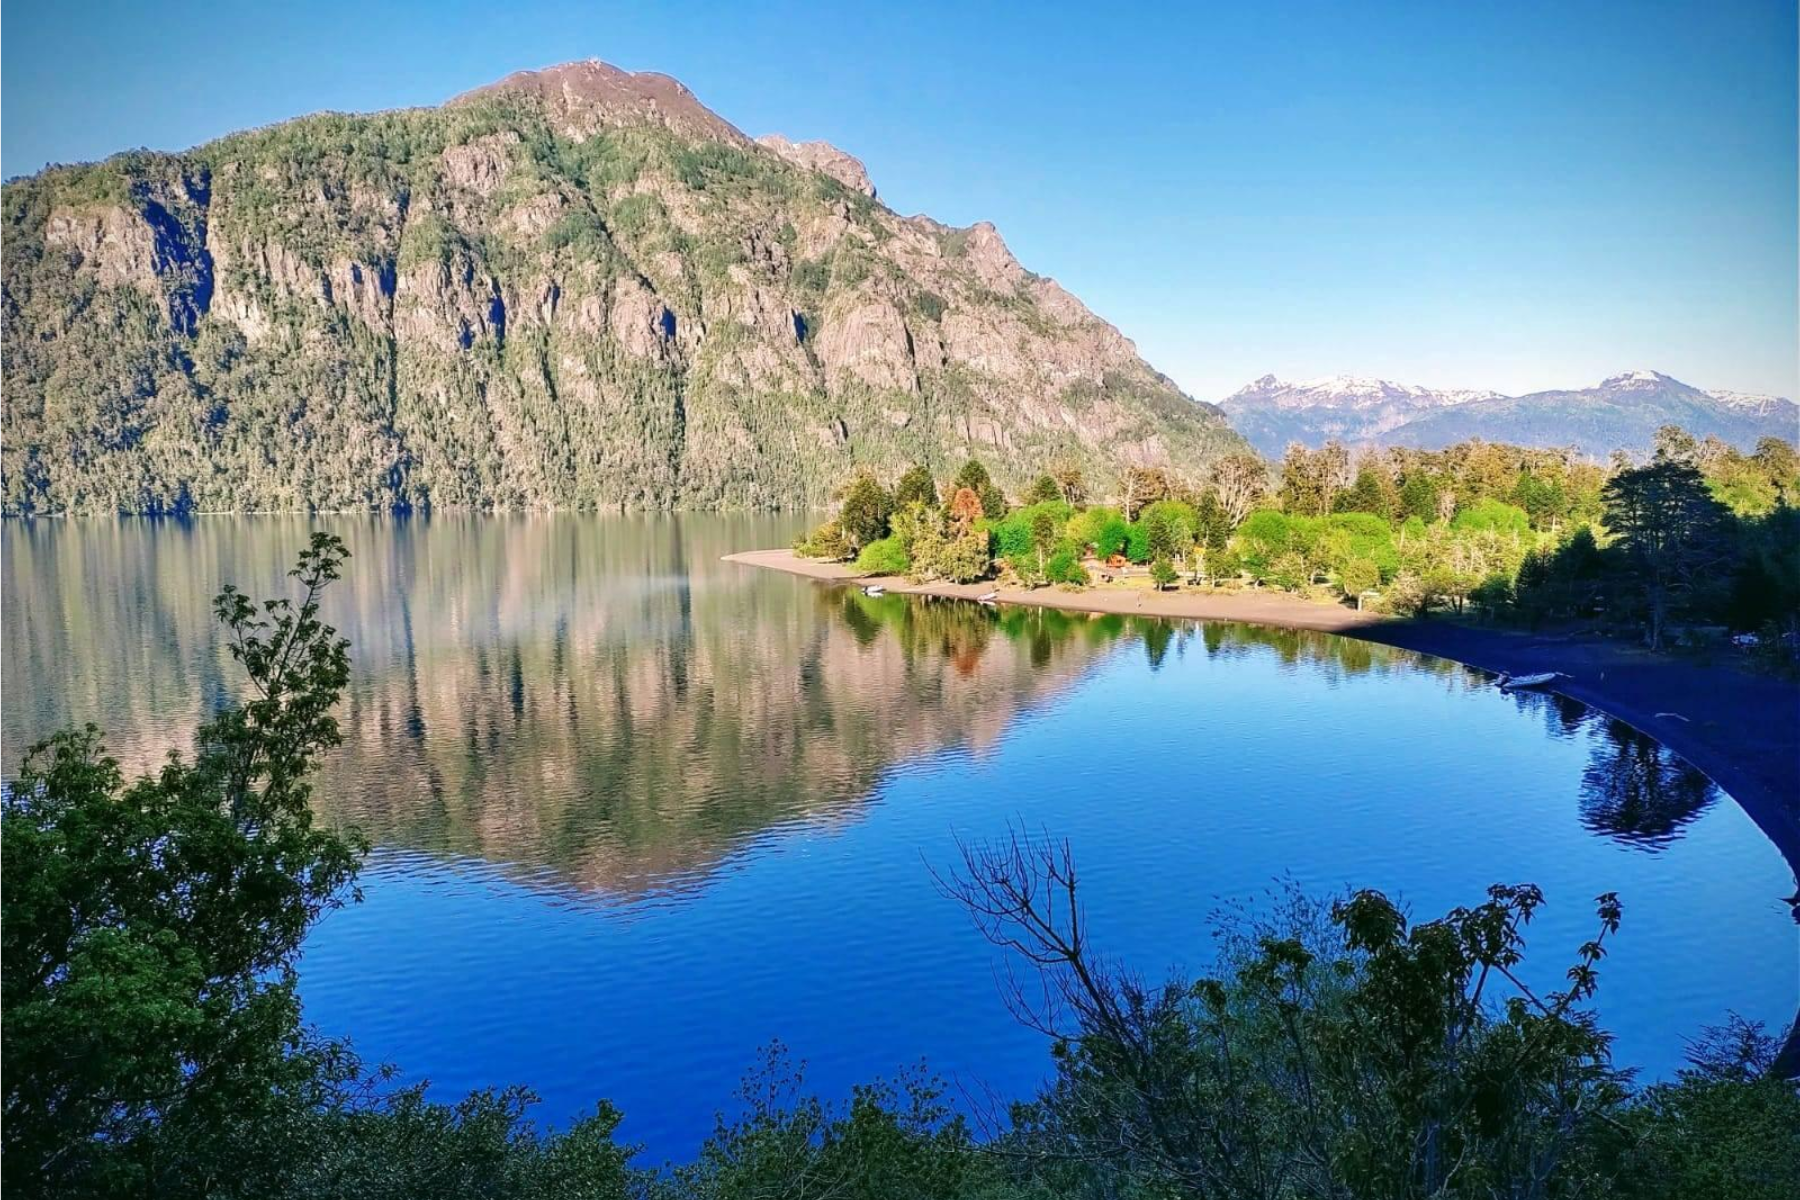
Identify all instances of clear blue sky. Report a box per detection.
[4,0,1794,401]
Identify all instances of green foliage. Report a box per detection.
[1068,506,1129,561]
[794,520,851,561]
[1603,459,1736,648]
[3,535,367,1194]
[1044,544,1088,586]
[951,459,1008,520]
[1452,497,1532,537]
[1139,498,1195,562]
[1335,465,1398,519]
[854,536,910,576]
[933,527,994,583]
[1339,556,1382,598]
[838,472,896,550]
[1023,473,1062,504]
[1123,521,1151,564]
[941,834,1790,1200]
[992,500,1073,558]
[1616,1018,1800,1200]
[1149,556,1178,590]
[1235,509,1294,576]
[1401,471,1442,522]
[893,464,938,510]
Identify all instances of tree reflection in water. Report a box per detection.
[1577,717,1717,850]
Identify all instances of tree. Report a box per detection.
[1400,471,1441,523]
[838,472,895,551]
[1120,465,1171,521]
[1149,556,1178,590]
[1140,502,1192,563]
[1336,464,1398,520]
[947,485,985,531]
[795,519,851,561]
[1653,424,1701,466]
[1211,453,1268,527]
[1023,474,1062,505]
[1279,441,1350,516]
[937,833,1635,1200]
[1603,460,1735,648]
[1029,509,1060,583]
[1049,459,1088,507]
[1193,489,1232,550]
[893,464,938,510]
[1340,557,1381,606]
[937,527,992,583]
[3,534,367,1193]
[952,459,1007,519]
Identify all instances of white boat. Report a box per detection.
[862,585,885,597]
[976,590,999,602]
[1497,671,1565,691]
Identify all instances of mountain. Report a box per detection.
[1219,374,1501,456]
[0,60,1244,515]
[1221,369,1796,457]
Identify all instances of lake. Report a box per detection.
[4,514,1794,1159]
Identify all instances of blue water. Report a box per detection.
[4,515,1794,1160]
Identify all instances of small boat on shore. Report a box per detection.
[862,585,885,597]
[976,590,998,603]
[1497,670,1566,692]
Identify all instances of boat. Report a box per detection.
[862,585,885,597]
[976,590,999,602]
[1496,671,1565,691]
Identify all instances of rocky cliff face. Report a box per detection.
[1,59,1243,514]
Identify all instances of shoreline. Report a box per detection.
[725,548,1800,883]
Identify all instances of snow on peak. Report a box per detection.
[1601,369,1672,389]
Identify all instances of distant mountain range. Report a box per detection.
[1220,370,1797,458]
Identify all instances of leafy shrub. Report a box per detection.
[795,520,851,561]
[854,536,909,576]
[1045,545,1088,586]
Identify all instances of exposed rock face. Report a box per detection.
[755,134,876,198]
[452,60,749,145]
[2,59,1244,514]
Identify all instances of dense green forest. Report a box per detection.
[6,534,1796,1197]
[798,427,1800,652]
[0,65,1243,515]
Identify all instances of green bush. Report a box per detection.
[1123,522,1151,564]
[992,500,1072,558]
[1045,544,1088,585]
[1453,497,1532,537]
[854,537,910,576]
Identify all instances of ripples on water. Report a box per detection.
[3,515,1793,1159]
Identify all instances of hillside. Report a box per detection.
[0,60,1244,515]
[1222,369,1796,457]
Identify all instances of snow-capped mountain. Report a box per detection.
[1219,375,1501,454]
[1221,370,1796,457]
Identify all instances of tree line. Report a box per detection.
[797,426,1800,652]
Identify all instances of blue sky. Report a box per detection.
[4,0,1794,401]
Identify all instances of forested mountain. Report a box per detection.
[1222,370,1797,457]
[0,60,1245,515]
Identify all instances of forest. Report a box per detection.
[796,427,1800,654]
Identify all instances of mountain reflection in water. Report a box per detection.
[3,515,1785,1157]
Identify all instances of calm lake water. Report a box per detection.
[4,515,1795,1158]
